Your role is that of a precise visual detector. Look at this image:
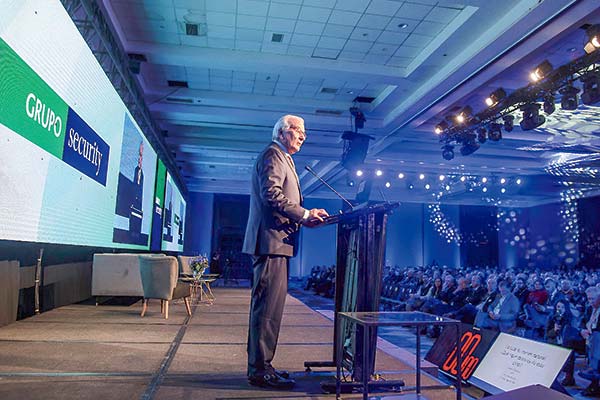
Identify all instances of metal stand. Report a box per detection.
[34,248,44,315]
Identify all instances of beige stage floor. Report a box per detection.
[0,288,461,399]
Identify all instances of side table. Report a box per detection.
[336,311,462,400]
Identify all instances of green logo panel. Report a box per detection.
[0,38,68,159]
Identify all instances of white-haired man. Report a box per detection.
[243,114,329,389]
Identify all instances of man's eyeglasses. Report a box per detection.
[287,125,305,136]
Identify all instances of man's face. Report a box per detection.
[278,117,306,154]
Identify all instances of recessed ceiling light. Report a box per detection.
[347,90,354,94]
[398,23,408,29]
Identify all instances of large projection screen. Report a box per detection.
[0,0,157,249]
[161,172,186,252]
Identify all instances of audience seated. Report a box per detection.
[304,260,600,395]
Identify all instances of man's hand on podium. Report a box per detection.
[303,208,329,227]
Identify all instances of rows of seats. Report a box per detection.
[303,265,335,298]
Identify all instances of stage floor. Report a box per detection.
[0,288,462,399]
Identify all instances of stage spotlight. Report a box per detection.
[425,184,431,190]
[520,103,545,131]
[516,178,522,185]
[434,121,448,134]
[488,123,502,141]
[455,106,473,124]
[482,177,488,183]
[460,176,466,182]
[500,177,506,184]
[482,187,488,193]
[385,181,391,188]
[375,169,383,176]
[356,170,363,177]
[409,184,414,190]
[584,25,600,54]
[477,127,487,143]
[502,115,514,132]
[347,179,355,187]
[560,85,579,110]
[439,175,445,181]
[460,140,480,156]
[419,173,425,180]
[501,188,506,193]
[398,173,405,179]
[582,73,600,105]
[485,88,506,107]
[442,144,454,161]
[529,60,553,82]
[543,94,556,115]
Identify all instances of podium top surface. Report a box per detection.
[338,311,460,327]
[318,201,400,226]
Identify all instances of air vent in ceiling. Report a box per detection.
[166,97,194,104]
[167,80,189,88]
[320,87,338,94]
[353,96,376,104]
[271,33,284,42]
[315,109,343,115]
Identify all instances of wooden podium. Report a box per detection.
[304,201,399,380]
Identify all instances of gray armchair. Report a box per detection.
[138,255,191,319]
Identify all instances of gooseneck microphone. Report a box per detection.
[304,165,354,210]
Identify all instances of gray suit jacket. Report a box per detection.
[489,292,520,331]
[242,142,306,257]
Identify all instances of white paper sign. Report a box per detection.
[471,333,571,392]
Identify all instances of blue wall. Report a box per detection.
[386,203,424,267]
[385,203,461,268]
[424,204,461,267]
[184,192,214,256]
[497,201,577,269]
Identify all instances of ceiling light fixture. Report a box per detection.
[476,127,487,143]
[502,115,514,132]
[442,145,454,160]
[560,84,579,110]
[543,93,556,114]
[485,88,506,107]
[455,106,473,124]
[487,122,502,141]
[519,103,545,130]
[434,120,448,134]
[584,25,600,54]
[529,60,553,82]
[581,72,600,105]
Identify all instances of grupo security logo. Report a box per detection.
[0,38,110,186]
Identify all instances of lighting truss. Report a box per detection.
[437,45,600,151]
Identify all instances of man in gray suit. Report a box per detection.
[474,279,520,332]
[243,114,329,389]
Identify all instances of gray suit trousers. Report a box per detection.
[247,255,288,376]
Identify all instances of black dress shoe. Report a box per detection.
[248,372,295,390]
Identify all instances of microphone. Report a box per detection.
[305,165,354,210]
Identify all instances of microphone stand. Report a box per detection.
[304,166,354,210]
